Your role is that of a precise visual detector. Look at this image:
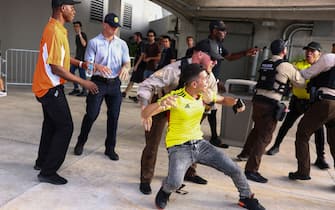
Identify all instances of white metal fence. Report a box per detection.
[5,49,39,85]
[3,49,138,91]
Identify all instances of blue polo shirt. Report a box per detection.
[85,33,130,78]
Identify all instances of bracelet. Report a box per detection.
[79,61,83,68]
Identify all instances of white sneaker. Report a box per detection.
[0,91,7,97]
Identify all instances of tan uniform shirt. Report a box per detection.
[301,53,335,96]
[137,58,217,105]
[256,55,306,101]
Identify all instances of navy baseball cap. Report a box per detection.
[194,39,223,61]
[52,0,81,8]
[270,39,288,55]
[104,13,121,28]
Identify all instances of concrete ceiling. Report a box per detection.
[150,0,335,21]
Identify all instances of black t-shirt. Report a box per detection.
[75,32,87,60]
[211,39,229,78]
[135,41,146,69]
[157,47,177,70]
[185,47,193,58]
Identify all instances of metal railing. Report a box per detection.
[4,49,137,89]
[5,48,39,85]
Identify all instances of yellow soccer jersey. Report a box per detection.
[292,60,311,99]
[158,87,205,148]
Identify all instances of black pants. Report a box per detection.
[36,85,73,176]
[272,95,325,158]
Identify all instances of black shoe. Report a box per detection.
[34,164,41,170]
[210,138,229,148]
[37,173,68,185]
[245,171,268,183]
[184,175,208,185]
[74,142,84,156]
[139,182,152,195]
[155,187,171,209]
[76,91,88,97]
[69,89,80,95]
[237,153,249,161]
[104,150,119,161]
[266,146,279,156]
[121,92,126,98]
[314,158,330,170]
[128,96,138,103]
[239,196,266,210]
[288,171,311,180]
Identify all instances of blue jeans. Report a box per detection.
[77,77,122,152]
[163,140,252,199]
[70,64,86,89]
[143,69,155,79]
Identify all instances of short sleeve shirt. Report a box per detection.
[32,18,70,97]
[85,34,130,78]
[144,42,160,71]
[158,87,204,148]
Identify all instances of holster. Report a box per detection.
[309,87,322,104]
[274,102,287,121]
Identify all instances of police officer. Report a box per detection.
[240,39,306,183]
[266,42,329,170]
[289,52,335,180]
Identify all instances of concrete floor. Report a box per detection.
[0,85,334,210]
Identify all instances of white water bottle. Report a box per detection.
[86,59,94,78]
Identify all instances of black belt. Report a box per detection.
[183,140,201,146]
[320,94,335,100]
[91,75,119,83]
[253,95,279,105]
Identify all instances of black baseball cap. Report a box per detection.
[270,39,287,55]
[303,41,322,52]
[104,13,121,28]
[52,0,81,8]
[209,20,226,31]
[194,39,223,61]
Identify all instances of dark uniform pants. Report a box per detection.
[273,95,325,158]
[296,99,335,175]
[245,99,278,172]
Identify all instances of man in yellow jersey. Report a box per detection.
[142,64,265,210]
[32,0,98,185]
[266,42,329,169]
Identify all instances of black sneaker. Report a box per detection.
[239,196,265,210]
[210,137,229,148]
[38,173,68,185]
[139,182,152,195]
[245,171,268,183]
[184,175,208,184]
[74,142,84,156]
[33,165,41,170]
[69,89,80,95]
[104,150,119,161]
[266,146,279,156]
[155,187,171,209]
[121,92,126,97]
[314,158,330,170]
[128,96,138,103]
[288,172,311,180]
